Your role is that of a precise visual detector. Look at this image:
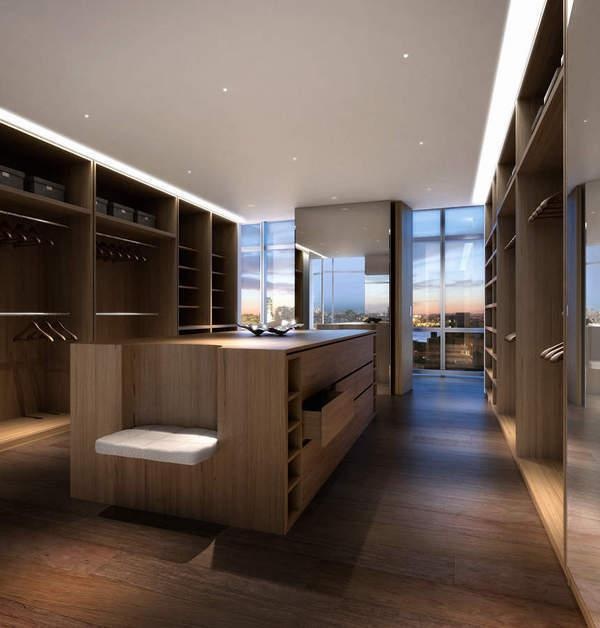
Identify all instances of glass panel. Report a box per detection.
[445,206,485,237]
[413,209,441,238]
[332,257,365,322]
[365,274,390,320]
[323,258,334,323]
[265,248,295,325]
[265,220,295,246]
[240,223,261,324]
[413,329,441,369]
[445,239,485,328]
[413,240,441,328]
[445,332,484,371]
[309,257,323,327]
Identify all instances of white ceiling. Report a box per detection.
[0,0,508,221]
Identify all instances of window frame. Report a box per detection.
[413,207,484,376]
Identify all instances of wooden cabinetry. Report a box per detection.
[484,0,565,564]
[0,121,238,451]
[71,330,375,534]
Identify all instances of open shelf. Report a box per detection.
[96,213,175,242]
[0,414,70,453]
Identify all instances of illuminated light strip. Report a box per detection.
[295,242,327,258]
[0,107,244,223]
[471,0,546,203]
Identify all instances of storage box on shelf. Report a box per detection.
[178,201,211,335]
[484,0,565,565]
[0,125,93,450]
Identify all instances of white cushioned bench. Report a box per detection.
[95,425,218,466]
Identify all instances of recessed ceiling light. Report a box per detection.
[426,187,432,191]
[84,113,90,119]
[584,119,589,124]
[247,203,256,208]
[292,156,297,161]
[331,196,337,200]
[222,87,228,93]
[403,53,409,59]
[419,141,424,146]
[341,207,349,211]
[187,169,192,174]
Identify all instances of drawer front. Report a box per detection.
[300,334,374,398]
[354,384,375,423]
[304,389,354,446]
[335,362,373,400]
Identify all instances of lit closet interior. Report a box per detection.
[484,0,565,562]
[0,123,238,452]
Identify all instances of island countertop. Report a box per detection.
[94,329,375,354]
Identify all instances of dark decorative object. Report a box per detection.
[237,323,267,336]
[266,321,303,336]
[364,316,382,324]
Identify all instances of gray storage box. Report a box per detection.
[109,202,135,222]
[135,210,156,228]
[25,176,65,201]
[96,197,108,215]
[0,165,25,190]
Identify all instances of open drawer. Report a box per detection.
[303,389,354,447]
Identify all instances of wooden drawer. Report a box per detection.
[355,384,375,422]
[303,389,354,447]
[299,334,374,398]
[335,362,373,400]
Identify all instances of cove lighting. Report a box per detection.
[0,107,243,223]
[471,0,545,203]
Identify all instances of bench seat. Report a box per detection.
[95,425,218,466]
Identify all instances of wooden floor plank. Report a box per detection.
[0,376,584,626]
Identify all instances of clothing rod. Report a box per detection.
[96,232,157,249]
[0,209,70,230]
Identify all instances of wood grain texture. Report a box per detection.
[0,377,583,627]
[391,201,413,396]
[71,333,374,534]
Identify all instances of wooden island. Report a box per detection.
[71,330,375,534]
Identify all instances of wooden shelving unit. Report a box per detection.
[210,215,237,330]
[484,0,565,565]
[286,356,303,530]
[178,201,211,334]
[0,120,239,450]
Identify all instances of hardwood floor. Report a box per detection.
[0,376,584,627]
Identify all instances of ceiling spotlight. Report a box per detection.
[222,87,229,93]
[247,203,256,208]
[426,187,432,191]
[584,119,589,124]
[403,53,409,59]
[292,156,297,161]
[331,196,337,200]
[84,113,90,119]
[187,169,192,174]
[419,141,424,146]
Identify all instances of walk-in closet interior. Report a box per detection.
[1,0,600,624]
[0,125,238,454]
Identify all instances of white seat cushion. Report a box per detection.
[95,425,218,466]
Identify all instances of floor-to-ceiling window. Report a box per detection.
[239,220,295,325]
[413,206,484,373]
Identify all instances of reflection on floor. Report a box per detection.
[0,376,583,626]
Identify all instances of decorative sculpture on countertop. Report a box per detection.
[237,323,268,336]
[238,320,303,336]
